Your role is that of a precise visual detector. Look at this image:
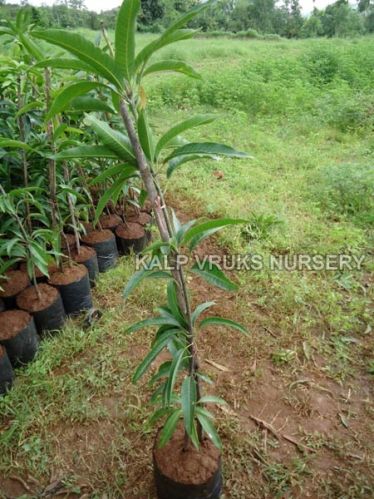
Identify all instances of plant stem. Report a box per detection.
[44,68,58,230]
[63,164,80,254]
[100,21,114,57]
[16,76,32,233]
[118,99,203,444]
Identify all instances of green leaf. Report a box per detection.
[158,409,182,448]
[191,261,238,292]
[148,407,173,426]
[164,348,186,405]
[135,29,195,72]
[34,58,93,73]
[182,218,246,249]
[166,154,216,178]
[33,29,123,90]
[155,114,215,159]
[149,360,172,385]
[191,301,216,326]
[126,316,181,334]
[196,407,222,449]
[181,375,197,439]
[90,164,136,185]
[144,60,201,80]
[135,2,208,72]
[123,267,171,299]
[132,329,178,382]
[137,110,155,162]
[94,178,125,224]
[69,96,115,114]
[54,145,118,160]
[46,81,106,121]
[15,100,43,117]
[0,139,33,152]
[171,209,181,234]
[198,395,227,405]
[165,142,250,163]
[115,0,140,81]
[199,317,249,336]
[19,33,43,61]
[167,280,185,326]
[84,114,136,163]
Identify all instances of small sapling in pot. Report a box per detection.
[34,1,251,494]
[0,187,66,334]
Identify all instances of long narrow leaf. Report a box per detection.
[166,153,216,178]
[158,409,182,448]
[84,114,136,163]
[196,407,222,449]
[165,142,250,163]
[33,29,123,90]
[54,145,118,160]
[69,96,115,114]
[126,316,181,334]
[137,110,155,162]
[133,329,178,382]
[135,29,196,72]
[46,81,106,120]
[144,60,201,80]
[191,261,238,292]
[90,164,136,185]
[191,301,216,326]
[182,218,246,248]
[115,0,140,81]
[34,58,93,73]
[181,375,197,439]
[199,317,249,336]
[155,114,214,159]
[123,267,171,299]
[164,348,186,405]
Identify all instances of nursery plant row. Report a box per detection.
[0,201,153,396]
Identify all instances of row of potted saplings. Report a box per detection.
[0,207,152,396]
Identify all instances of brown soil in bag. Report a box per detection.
[71,246,96,264]
[61,233,77,250]
[127,212,152,226]
[81,230,114,244]
[153,426,220,485]
[82,222,94,234]
[0,270,30,298]
[49,264,87,286]
[16,284,59,313]
[99,214,122,230]
[116,222,145,239]
[0,310,32,340]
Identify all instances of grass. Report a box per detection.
[1,34,374,497]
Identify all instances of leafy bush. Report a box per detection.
[235,29,260,39]
[262,33,283,41]
[303,47,340,84]
[241,213,284,242]
[311,163,374,226]
[331,94,374,132]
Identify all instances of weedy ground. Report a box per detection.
[0,35,373,498]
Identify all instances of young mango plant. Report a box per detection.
[0,186,57,295]
[33,1,251,495]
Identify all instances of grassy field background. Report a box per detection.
[0,33,373,497]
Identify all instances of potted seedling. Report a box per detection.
[34,2,250,495]
[0,186,66,337]
[0,258,16,394]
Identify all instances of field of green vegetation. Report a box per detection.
[1,32,373,497]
